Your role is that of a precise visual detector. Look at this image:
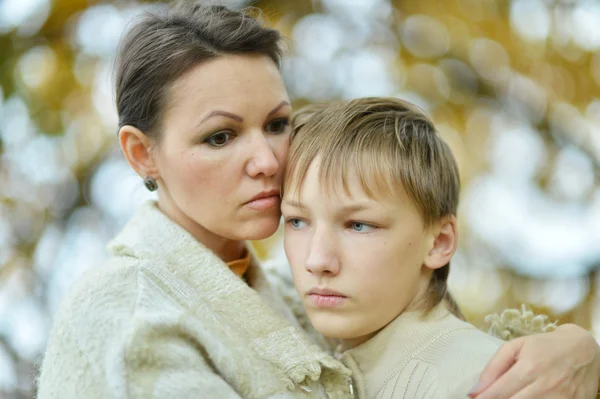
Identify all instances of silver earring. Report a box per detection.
[144,176,158,192]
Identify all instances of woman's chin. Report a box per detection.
[239,216,280,241]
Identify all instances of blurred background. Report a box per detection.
[1,0,599,397]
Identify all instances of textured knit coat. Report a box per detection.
[37,201,354,399]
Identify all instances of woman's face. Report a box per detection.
[153,54,291,248]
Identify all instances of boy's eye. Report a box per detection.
[349,222,374,233]
[205,131,233,147]
[265,118,290,134]
[288,218,307,229]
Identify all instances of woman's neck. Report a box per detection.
[156,199,246,262]
[217,240,247,263]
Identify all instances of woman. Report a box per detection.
[37,2,600,398]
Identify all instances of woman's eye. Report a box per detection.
[349,222,374,233]
[205,131,233,147]
[288,218,307,229]
[266,118,290,134]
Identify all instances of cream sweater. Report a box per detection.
[339,305,503,399]
[37,201,353,399]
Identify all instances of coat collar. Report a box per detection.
[107,201,352,395]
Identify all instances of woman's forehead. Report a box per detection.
[166,55,287,113]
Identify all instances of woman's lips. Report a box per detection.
[244,195,280,210]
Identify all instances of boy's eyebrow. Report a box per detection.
[339,204,371,213]
[281,199,303,208]
[282,200,373,214]
[281,199,312,213]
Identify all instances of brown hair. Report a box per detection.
[285,97,464,319]
[114,1,283,140]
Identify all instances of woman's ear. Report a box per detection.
[424,215,458,270]
[118,125,159,179]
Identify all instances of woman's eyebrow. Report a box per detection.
[268,101,291,116]
[200,110,244,125]
[196,100,290,129]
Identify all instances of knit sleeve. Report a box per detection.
[37,260,245,399]
[122,321,243,399]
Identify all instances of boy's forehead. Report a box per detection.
[284,160,408,208]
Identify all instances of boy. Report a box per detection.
[281,97,502,398]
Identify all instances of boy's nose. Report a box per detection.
[305,228,341,276]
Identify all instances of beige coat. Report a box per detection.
[339,305,503,399]
[37,201,354,399]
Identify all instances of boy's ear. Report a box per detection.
[119,125,159,179]
[424,215,457,270]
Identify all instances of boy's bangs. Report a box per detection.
[285,135,404,204]
[319,144,401,201]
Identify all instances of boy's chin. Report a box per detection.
[308,313,374,346]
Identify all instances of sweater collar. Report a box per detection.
[341,304,450,365]
[339,304,451,398]
[107,201,352,396]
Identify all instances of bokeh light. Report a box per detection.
[1,0,599,396]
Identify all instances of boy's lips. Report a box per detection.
[307,287,348,308]
[307,287,346,297]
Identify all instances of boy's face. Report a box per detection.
[282,160,446,348]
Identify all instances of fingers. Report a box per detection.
[471,325,600,399]
[473,360,591,399]
[506,381,562,399]
[503,377,592,399]
[469,338,525,398]
[472,361,535,399]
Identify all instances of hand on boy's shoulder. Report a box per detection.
[445,306,557,399]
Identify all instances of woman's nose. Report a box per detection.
[246,133,279,178]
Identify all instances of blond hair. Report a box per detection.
[284,97,463,318]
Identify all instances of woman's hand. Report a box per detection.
[469,323,600,398]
